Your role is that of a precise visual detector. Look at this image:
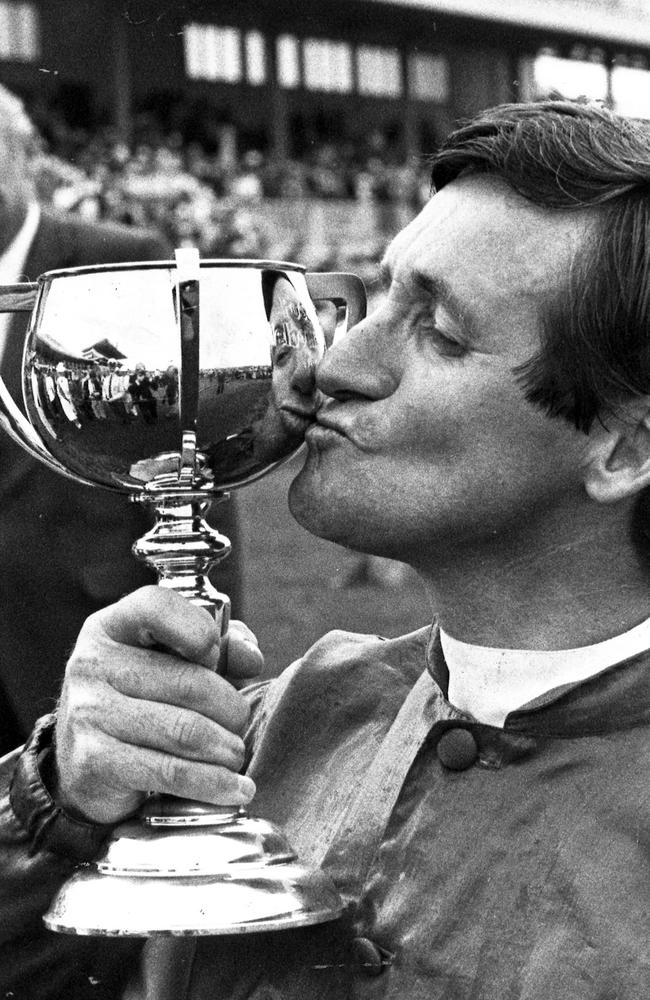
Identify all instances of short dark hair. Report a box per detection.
[430,100,650,433]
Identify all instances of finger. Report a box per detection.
[94,586,221,669]
[226,620,265,686]
[68,649,251,735]
[58,732,256,824]
[101,695,248,772]
[96,735,255,805]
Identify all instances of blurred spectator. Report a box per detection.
[26,97,431,260]
[228,150,264,200]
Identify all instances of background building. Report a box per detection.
[0,1,648,264]
[0,1,648,158]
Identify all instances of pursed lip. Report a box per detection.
[307,408,351,440]
[279,406,317,435]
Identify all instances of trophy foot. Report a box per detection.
[43,811,343,936]
[39,495,342,938]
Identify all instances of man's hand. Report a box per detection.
[54,586,263,826]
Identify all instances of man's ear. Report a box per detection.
[583,401,650,504]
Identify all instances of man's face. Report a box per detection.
[290,175,598,565]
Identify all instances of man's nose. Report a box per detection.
[289,347,317,395]
[316,310,396,401]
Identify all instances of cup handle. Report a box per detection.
[0,368,72,477]
[0,282,83,483]
[0,282,38,313]
[305,272,367,332]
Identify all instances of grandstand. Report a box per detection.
[0,0,648,161]
[0,1,648,265]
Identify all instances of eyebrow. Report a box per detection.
[379,256,479,340]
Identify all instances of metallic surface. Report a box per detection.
[43,866,344,937]
[43,812,344,936]
[21,258,326,493]
[0,256,366,936]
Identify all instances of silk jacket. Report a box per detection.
[0,626,648,998]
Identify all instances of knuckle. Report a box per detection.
[66,731,106,786]
[118,662,143,696]
[62,684,99,729]
[65,648,100,682]
[77,607,105,637]
[169,710,201,750]
[172,663,201,705]
[159,753,184,792]
[129,584,164,612]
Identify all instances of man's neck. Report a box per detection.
[418,500,650,649]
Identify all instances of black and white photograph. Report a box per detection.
[0,1,648,997]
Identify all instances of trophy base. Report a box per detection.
[43,813,343,937]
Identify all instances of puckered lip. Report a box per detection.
[312,409,349,437]
[279,406,317,434]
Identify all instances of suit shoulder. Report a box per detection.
[266,626,430,709]
[40,209,171,264]
[245,627,431,761]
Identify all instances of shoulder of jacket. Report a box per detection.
[263,626,431,716]
[39,208,171,261]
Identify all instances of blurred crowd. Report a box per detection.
[31,359,180,431]
[26,103,431,262]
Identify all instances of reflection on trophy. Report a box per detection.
[0,251,366,937]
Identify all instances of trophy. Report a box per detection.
[0,251,366,936]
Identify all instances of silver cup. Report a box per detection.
[0,251,366,936]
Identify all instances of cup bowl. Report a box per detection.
[22,259,327,495]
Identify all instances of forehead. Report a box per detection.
[384,174,595,347]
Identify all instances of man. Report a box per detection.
[101,359,131,422]
[0,87,241,753]
[1,100,649,997]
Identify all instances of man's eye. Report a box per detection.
[433,329,466,357]
[272,343,294,365]
[419,318,466,358]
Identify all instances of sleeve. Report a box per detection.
[0,715,143,999]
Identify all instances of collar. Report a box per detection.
[440,617,650,727]
[426,625,650,737]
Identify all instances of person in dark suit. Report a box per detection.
[0,87,241,754]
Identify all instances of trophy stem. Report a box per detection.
[132,492,231,626]
[132,491,236,824]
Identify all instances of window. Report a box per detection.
[409,52,450,102]
[524,48,608,102]
[245,30,266,85]
[303,38,353,93]
[356,45,402,98]
[277,34,300,89]
[0,2,39,60]
[612,62,650,119]
[184,23,242,83]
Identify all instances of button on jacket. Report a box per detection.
[1,626,649,998]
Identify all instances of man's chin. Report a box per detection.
[288,464,344,542]
[287,465,320,530]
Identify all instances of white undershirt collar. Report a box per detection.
[440,616,650,727]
